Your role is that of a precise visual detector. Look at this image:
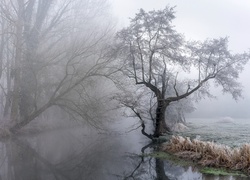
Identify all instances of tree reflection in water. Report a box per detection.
[120,143,246,180]
[0,129,132,180]
[0,129,247,180]
[121,142,171,180]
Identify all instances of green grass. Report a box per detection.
[200,167,247,177]
[148,152,171,158]
[146,151,194,166]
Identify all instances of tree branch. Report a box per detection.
[173,72,179,97]
[122,103,153,140]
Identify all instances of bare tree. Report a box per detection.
[0,0,116,133]
[115,6,250,137]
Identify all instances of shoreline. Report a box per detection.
[159,135,250,177]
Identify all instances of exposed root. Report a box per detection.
[162,135,250,174]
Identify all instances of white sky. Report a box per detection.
[110,0,250,118]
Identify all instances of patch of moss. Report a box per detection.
[148,152,171,158]
[146,152,194,166]
[200,167,247,177]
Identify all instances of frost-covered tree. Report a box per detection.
[115,6,250,137]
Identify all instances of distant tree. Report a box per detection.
[115,6,250,137]
[0,0,116,133]
[165,99,195,126]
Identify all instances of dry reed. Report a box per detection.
[162,135,250,174]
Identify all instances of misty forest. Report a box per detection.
[0,0,250,179]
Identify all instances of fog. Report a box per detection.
[0,0,249,179]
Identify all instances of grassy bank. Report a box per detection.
[148,151,246,177]
[161,135,250,176]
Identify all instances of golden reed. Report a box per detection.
[162,136,250,174]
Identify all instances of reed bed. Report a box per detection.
[162,135,250,174]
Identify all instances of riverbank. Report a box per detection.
[161,135,250,176]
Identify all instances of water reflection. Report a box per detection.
[0,128,247,180]
[121,143,171,180]
[122,153,246,180]
[0,128,145,180]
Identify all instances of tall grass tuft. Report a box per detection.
[162,135,250,174]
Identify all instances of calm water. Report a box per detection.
[0,117,249,180]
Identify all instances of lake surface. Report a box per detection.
[0,117,249,180]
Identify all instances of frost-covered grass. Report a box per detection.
[162,135,250,175]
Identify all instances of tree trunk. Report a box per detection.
[10,0,24,123]
[155,158,170,180]
[154,100,171,137]
[10,101,52,133]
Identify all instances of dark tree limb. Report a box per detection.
[123,103,153,140]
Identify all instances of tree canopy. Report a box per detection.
[115,6,250,137]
